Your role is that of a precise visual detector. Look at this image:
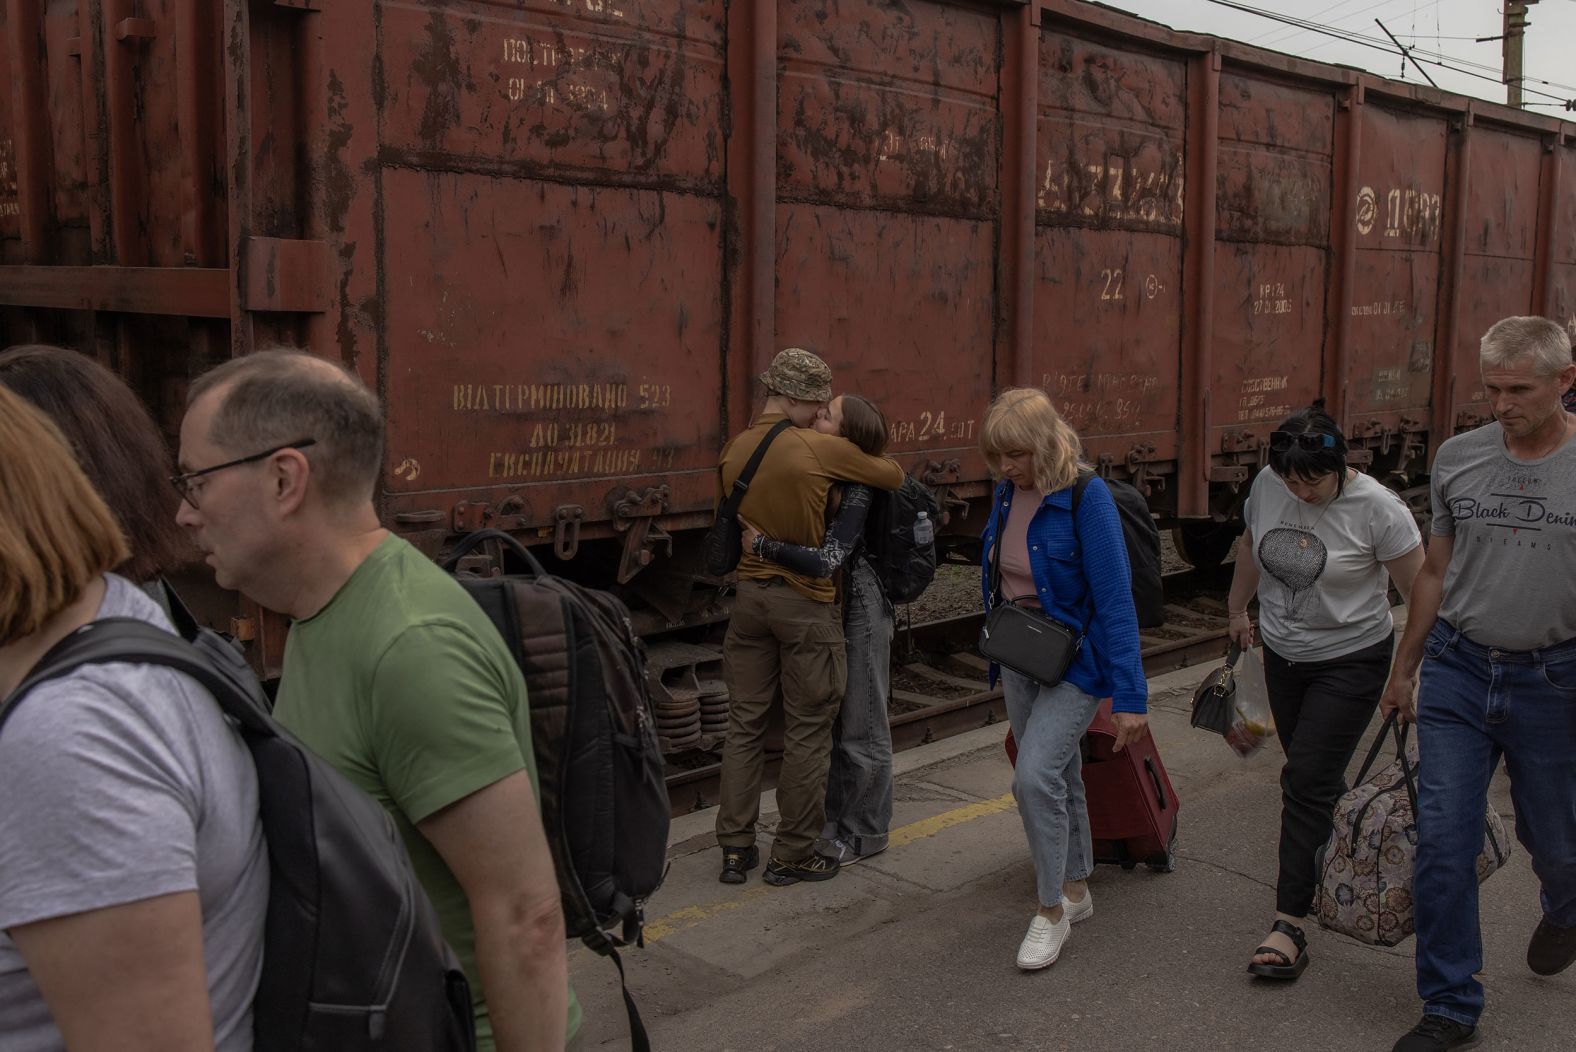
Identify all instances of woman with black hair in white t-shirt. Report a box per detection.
[1227,405,1425,982]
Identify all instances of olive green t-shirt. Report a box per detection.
[274,534,581,1048]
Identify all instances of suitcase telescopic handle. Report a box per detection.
[442,528,548,577]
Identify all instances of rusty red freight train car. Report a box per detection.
[3,0,1574,673]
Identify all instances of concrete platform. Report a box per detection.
[569,625,1574,1051]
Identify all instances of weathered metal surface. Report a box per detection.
[1209,74,1331,455]
[1214,74,1333,246]
[1547,142,1576,342]
[1035,32,1186,232]
[773,205,994,471]
[378,172,724,523]
[4,0,1576,591]
[378,0,725,186]
[1448,126,1542,420]
[1033,29,1184,470]
[776,0,999,216]
[1344,104,1447,424]
[774,0,998,475]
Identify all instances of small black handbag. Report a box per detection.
[977,485,1086,686]
[1190,641,1242,736]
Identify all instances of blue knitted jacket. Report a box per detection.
[979,476,1149,713]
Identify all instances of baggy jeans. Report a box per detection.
[823,560,895,853]
[1413,619,1576,1027]
[716,577,847,862]
[1001,668,1104,907]
[1262,633,1394,917]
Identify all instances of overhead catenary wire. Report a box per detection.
[1208,0,1576,95]
[1197,0,1576,108]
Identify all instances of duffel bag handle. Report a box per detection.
[1352,711,1420,813]
[442,528,547,578]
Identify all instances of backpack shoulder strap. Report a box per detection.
[718,419,795,518]
[1069,469,1097,634]
[1070,469,1094,526]
[1,618,274,738]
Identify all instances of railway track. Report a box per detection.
[661,571,1232,817]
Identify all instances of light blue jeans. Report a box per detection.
[824,561,895,852]
[1001,668,1103,907]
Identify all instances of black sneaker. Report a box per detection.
[1528,916,1576,976]
[761,853,840,886]
[718,845,759,885]
[1392,1015,1481,1051]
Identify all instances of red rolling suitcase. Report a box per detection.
[1003,698,1179,873]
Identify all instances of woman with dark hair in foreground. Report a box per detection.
[0,344,191,587]
[1227,405,1424,980]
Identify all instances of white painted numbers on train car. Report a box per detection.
[1356,185,1442,242]
[1237,374,1292,422]
[1039,159,1185,227]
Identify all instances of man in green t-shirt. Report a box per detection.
[174,350,578,1051]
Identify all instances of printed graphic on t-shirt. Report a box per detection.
[1258,527,1328,623]
[1447,464,1576,553]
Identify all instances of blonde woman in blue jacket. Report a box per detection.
[978,387,1149,971]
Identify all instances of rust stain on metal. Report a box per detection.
[2,0,1574,572]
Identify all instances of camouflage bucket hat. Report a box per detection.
[759,347,833,403]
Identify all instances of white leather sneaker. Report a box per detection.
[1064,889,1094,925]
[1015,912,1071,970]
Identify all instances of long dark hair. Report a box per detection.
[1269,403,1350,498]
[838,395,889,456]
[0,345,191,583]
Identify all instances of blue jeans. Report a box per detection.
[824,561,895,851]
[1414,619,1576,1026]
[1001,669,1103,907]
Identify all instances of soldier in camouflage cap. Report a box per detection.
[713,344,903,888]
[759,348,833,404]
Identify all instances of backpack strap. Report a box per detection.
[717,419,794,521]
[607,944,652,1052]
[1,618,273,739]
[1068,469,1095,635]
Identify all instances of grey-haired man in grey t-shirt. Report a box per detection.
[1379,316,1576,1052]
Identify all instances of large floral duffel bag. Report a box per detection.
[1313,712,1512,947]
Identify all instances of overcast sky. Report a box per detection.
[1099,0,1576,111]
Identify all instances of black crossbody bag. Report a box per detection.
[978,477,1090,686]
[703,419,794,576]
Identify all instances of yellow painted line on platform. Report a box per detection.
[643,885,772,943]
[886,791,1016,848]
[644,791,1017,944]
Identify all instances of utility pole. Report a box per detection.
[1503,0,1539,108]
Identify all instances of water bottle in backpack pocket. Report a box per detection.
[865,476,941,603]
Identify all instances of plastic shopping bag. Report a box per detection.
[1223,645,1274,757]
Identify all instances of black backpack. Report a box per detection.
[0,617,475,1052]
[864,475,941,602]
[1073,473,1166,630]
[443,529,669,1052]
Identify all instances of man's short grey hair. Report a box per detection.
[188,349,383,504]
[1480,316,1573,377]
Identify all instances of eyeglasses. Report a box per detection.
[170,438,316,509]
[1268,431,1337,452]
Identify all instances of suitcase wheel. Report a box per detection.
[1147,819,1180,874]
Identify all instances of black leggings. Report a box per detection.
[1262,633,1394,918]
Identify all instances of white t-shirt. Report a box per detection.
[1244,467,1421,662]
[0,575,267,1051]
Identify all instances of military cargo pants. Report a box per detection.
[717,577,848,862]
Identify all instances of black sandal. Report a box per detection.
[719,845,759,885]
[1246,919,1310,980]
